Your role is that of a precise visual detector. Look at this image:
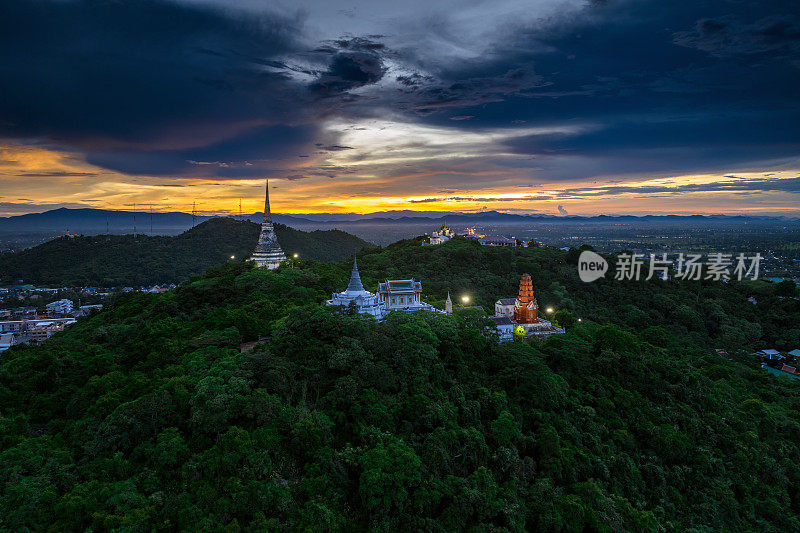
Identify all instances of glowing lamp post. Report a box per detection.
[461,295,470,305]
[293,253,299,259]
[546,307,554,314]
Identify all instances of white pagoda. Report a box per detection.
[326,257,387,318]
[250,178,286,269]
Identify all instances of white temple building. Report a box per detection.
[326,258,387,318]
[426,221,455,245]
[250,178,286,269]
[377,279,437,312]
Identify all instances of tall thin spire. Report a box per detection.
[346,256,365,292]
[263,177,272,223]
[445,291,453,315]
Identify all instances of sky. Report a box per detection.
[0,0,799,217]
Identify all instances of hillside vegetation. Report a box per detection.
[0,218,371,287]
[1,238,799,530]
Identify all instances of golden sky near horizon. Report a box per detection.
[1,142,799,217]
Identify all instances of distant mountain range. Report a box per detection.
[0,208,794,238]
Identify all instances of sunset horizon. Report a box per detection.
[2,1,798,218]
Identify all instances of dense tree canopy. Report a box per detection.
[1,237,799,530]
[0,218,371,287]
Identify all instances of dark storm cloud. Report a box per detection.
[409,175,800,204]
[0,1,394,178]
[310,37,388,96]
[385,0,800,178]
[1,0,799,184]
[673,15,800,57]
[556,175,800,198]
[0,1,303,142]
[395,66,546,115]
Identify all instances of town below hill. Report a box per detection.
[0,218,372,287]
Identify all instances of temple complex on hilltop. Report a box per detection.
[326,257,387,318]
[250,178,286,269]
[492,273,564,341]
[326,259,441,318]
[325,262,562,342]
[426,221,455,245]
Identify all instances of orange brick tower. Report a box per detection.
[513,273,539,323]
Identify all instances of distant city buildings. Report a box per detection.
[12,306,36,318]
[757,347,800,380]
[0,333,14,353]
[79,304,104,315]
[45,298,74,316]
[477,235,516,247]
[0,317,77,353]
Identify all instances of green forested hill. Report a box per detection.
[0,218,371,287]
[1,238,799,530]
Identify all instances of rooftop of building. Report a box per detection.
[378,279,422,292]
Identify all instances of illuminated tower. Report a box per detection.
[445,291,453,315]
[513,273,539,323]
[250,178,286,269]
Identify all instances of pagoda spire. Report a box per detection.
[346,256,365,292]
[263,177,272,223]
[250,177,285,269]
[445,291,453,315]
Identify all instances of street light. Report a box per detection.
[230,255,235,259]
[293,253,299,259]
[461,295,470,304]
[546,307,554,314]
[578,318,582,322]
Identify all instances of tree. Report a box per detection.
[553,309,576,329]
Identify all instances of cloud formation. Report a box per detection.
[0,0,798,215]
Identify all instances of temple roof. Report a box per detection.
[346,257,365,293]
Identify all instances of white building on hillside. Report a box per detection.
[427,221,455,245]
[495,298,516,317]
[326,258,387,318]
[46,299,73,316]
[377,279,437,312]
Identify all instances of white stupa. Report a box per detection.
[326,257,387,318]
[250,178,285,269]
